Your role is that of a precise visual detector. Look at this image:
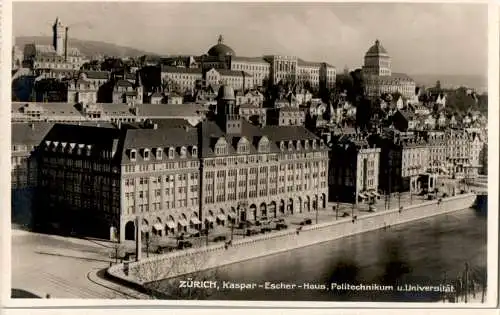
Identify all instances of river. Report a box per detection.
[149,207,487,302]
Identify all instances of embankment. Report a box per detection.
[107,193,477,287]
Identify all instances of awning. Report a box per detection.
[358,193,367,198]
[373,192,381,197]
[190,217,201,225]
[205,216,215,223]
[440,167,449,174]
[217,214,226,221]
[153,223,163,231]
[141,225,149,233]
[178,219,188,227]
[166,221,176,229]
[228,212,236,219]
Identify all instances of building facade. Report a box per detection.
[361,40,416,100]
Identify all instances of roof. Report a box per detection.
[11,122,55,145]
[397,110,416,121]
[199,120,323,158]
[297,59,326,68]
[207,37,235,57]
[365,40,388,56]
[115,80,133,88]
[41,124,123,162]
[135,104,206,118]
[98,103,135,117]
[213,69,250,77]
[160,66,202,74]
[12,102,84,118]
[30,44,81,57]
[231,56,269,64]
[83,71,110,80]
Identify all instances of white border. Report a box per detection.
[1,0,498,311]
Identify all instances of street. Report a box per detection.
[11,228,147,299]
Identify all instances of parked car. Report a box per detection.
[260,225,272,233]
[212,235,227,242]
[246,228,260,236]
[238,221,253,229]
[156,245,176,254]
[299,218,313,226]
[177,240,193,250]
[270,218,288,230]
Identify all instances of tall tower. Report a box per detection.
[362,39,391,76]
[216,85,241,134]
[52,17,65,56]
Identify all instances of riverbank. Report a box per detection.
[107,193,477,288]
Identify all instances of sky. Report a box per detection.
[13,2,488,77]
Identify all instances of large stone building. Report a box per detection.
[31,85,329,242]
[328,133,381,205]
[23,18,85,71]
[362,40,416,100]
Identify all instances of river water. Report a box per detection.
[150,207,487,302]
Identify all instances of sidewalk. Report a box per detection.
[87,268,150,299]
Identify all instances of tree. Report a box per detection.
[134,251,220,300]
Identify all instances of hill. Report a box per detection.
[15,36,157,58]
[410,74,487,93]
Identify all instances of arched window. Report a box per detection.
[304,140,309,150]
[288,140,294,151]
[156,148,163,160]
[280,141,286,151]
[180,146,187,158]
[258,136,269,153]
[296,140,302,151]
[143,148,150,160]
[312,140,317,149]
[129,149,137,161]
[168,147,175,159]
[191,146,198,157]
[237,137,249,154]
[215,138,227,155]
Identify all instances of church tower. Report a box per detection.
[216,85,241,134]
[362,39,391,76]
[52,17,65,56]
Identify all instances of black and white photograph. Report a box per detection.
[6,0,496,307]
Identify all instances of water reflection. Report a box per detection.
[149,208,487,302]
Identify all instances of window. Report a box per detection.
[143,149,150,160]
[180,146,187,158]
[192,146,198,157]
[280,141,286,151]
[168,147,175,159]
[130,149,137,161]
[156,148,163,160]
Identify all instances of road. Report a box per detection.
[11,228,148,299]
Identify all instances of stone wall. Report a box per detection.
[108,193,477,285]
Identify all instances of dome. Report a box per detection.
[365,39,388,56]
[208,35,235,57]
[217,85,235,101]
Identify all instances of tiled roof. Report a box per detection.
[135,104,207,118]
[297,59,322,68]
[160,66,202,74]
[115,80,133,88]
[12,102,85,118]
[98,103,134,116]
[231,56,270,64]
[83,71,110,80]
[12,122,55,145]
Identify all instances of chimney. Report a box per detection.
[64,27,69,62]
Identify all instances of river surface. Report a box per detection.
[150,207,487,302]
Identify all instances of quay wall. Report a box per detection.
[107,193,477,286]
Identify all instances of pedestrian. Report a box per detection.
[46,294,51,299]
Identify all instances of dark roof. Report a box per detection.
[208,43,235,58]
[11,122,55,145]
[83,71,110,80]
[160,66,202,74]
[115,80,133,88]
[232,56,269,64]
[365,40,388,56]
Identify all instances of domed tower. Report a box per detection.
[362,39,391,76]
[52,17,65,56]
[207,35,235,58]
[216,85,241,134]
